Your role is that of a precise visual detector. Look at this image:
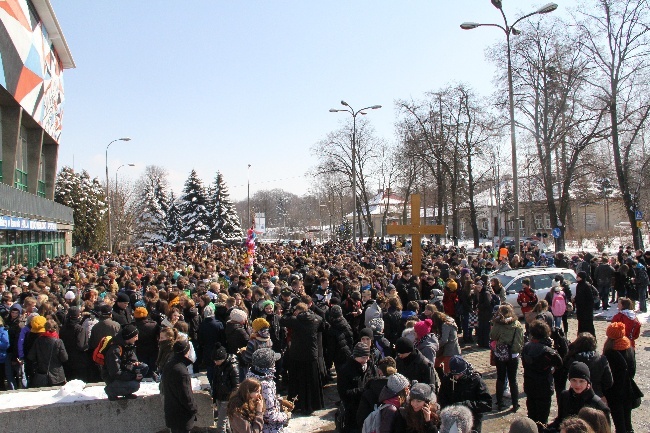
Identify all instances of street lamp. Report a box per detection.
[330,101,381,245]
[114,163,135,251]
[105,137,131,252]
[461,2,557,255]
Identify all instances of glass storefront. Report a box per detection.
[0,230,65,269]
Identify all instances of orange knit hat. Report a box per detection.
[134,307,149,319]
[252,317,270,332]
[606,322,626,340]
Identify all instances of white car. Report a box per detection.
[490,267,577,317]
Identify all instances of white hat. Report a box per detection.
[64,291,76,300]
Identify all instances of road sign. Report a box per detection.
[552,227,561,239]
[635,210,643,220]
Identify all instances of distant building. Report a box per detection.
[0,0,75,268]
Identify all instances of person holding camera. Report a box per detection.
[102,324,148,401]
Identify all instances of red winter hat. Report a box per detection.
[414,319,433,339]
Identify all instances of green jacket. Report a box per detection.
[489,318,524,354]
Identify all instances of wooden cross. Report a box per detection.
[386,194,445,276]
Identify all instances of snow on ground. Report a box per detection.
[595,301,650,324]
[0,378,201,411]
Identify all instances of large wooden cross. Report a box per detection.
[387,194,445,275]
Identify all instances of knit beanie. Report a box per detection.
[568,361,591,383]
[329,305,343,319]
[395,337,414,355]
[353,342,370,358]
[67,307,81,319]
[252,348,280,369]
[449,355,469,375]
[30,315,46,333]
[262,300,274,309]
[203,305,215,319]
[134,307,149,319]
[446,279,458,291]
[387,373,410,394]
[211,343,228,361]
[117,292,130,303]
[252,317,270,333]
[229,308,248,323]
[359,328,374,341]
[173,339,190,355]
[440,405,474,433]
[606,322,631,350]
[508,417,538,433]
[369,317,384,333]
[414,319,433,339]
[64,291,76,301]
[122,324,139,340]
[410,382,435,403]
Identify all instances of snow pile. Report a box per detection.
[0,378,201,411]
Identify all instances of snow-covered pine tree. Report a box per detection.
[178,170,211,242]
[136,166,170,243]
[165,191,182,243]
[208,171,243,241]
[55,167,108,251]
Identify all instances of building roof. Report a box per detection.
[33,0,75,69]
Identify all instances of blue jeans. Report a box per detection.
[553,316,562,329]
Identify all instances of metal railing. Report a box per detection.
[0,182,73,224]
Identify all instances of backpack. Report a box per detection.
[92,336,121,366]
[362,404,389,433]
[551,292,566,317]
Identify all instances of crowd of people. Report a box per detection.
[0,239,646,433]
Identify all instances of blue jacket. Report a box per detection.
[0,327,11,363]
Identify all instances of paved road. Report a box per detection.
[289,314,648,433]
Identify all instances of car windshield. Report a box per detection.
[493,274,514,287]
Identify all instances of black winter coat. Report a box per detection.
[59,318,89,375]
[89,317,121,353]
[211,354,239,401]
[521,339,563,397]
[395,349,438,393]
[476,289,493,322]
[134,317,159,362]
[27,333,68,386]
[325,315,354,368]
[264,313,286,353]
[562,351,613,398]
[225,321,251,355]
[162,353,198,431]
[356,376,388,427]
[101,334,138,383]
[112,305,133,327]
[281,310,325,363]
[337,357,374,429]
[383,309,402,344]
[603,347,636,404]
[438,369,492,431]
[550,387,611,429]
[198,316,226,364]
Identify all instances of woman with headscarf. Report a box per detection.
[602,322,638,433]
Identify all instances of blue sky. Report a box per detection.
[50,1,578,201]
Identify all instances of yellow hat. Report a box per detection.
[252,317,270,332]
[31,315,47,333]
[134,307,149,319]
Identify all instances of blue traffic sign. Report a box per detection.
[552,227,561,239]
[635,210,643,221]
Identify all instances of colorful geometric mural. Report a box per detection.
[0,0,65,142]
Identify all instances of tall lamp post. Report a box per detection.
[105,137,131,252]
[461,1,557,255]
[330,101,381,245]
[114,163,135,251]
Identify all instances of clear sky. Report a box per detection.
[50,0,578,201]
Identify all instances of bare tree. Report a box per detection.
[576,0,650,249]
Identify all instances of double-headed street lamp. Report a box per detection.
[330,101,381,245]
[105,137,131,252]
[461,1,557,255]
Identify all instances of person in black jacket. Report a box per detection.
[225,308,251,382]
[280,302,326,414]
[102,324,147,401]
[198,305,225,383]
[602,322,637,433]
[438,355,492,433]
[325,305,354,374]
[337,342,375,433]
[162,339,198,433]
[355,356,396,428]
[27,319,68,387]
[474,281,493,348]
[133,306,158,378]
[59,307,89,381]
[394,337,438,393]
[211,343,239,433]
[574,272,597,336]
[521,320,563,424]
[112,292,134,327]
[548,361,611,431]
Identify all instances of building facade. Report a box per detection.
[0,0,75,268]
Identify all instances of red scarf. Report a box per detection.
[42,330,59,339]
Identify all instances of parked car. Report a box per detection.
[490,267,577,317]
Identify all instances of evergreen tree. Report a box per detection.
[136,165,170,243]
[178,170,210,242]
[208,171,243,241]
[55,167,107,251]
[165,191,182,243]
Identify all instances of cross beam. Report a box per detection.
[386,194,445,275]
